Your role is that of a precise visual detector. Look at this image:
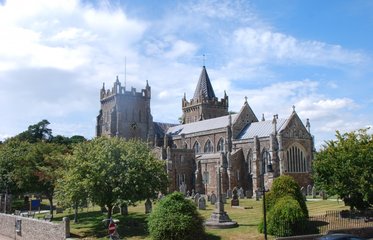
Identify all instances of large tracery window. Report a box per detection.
[261,150,272,174]
[204,139,213,153]
[217,138,225,152]
[193,141,200,154]
[286,145,307,173]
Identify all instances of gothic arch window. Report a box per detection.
[193,141,200,154]
[261,150,272,174]
[246,149,253,174]
[217,138,225,152]
[204,139,213,153]
[286,145,307,173]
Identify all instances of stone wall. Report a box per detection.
[0,213,69,240]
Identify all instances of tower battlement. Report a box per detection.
[100,76,151,101]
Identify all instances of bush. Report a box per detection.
[267,196,307,237]
[266,175,308,218]
[147,192,205,240]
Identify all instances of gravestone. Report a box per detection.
[221,193,227,204]
[145,198,152,214]
[198,196,206,210]
[210,193,217,205]
[227,189,232,199]
[238,187,245,199]
[307,185,312,196]
[312,186,317,198]
[230,187,239,206]
[255,189,261,201]
[191,189,195,198]
[194,193,201,205]
[300,187,307,197]
[179,182,187,196]
[246,190,253,198]
[186,190,190,198]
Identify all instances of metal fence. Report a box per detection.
[274,210,373,237]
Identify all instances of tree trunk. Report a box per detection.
[107,204,113,219]
[74,202,78,223]
[48,196,54,218]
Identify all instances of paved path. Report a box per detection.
[0,234,13,240]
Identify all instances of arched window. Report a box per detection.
[261,150,272,174]
[217,138,225,152]
[204,139,213,153]
[193,141,200,154]
[286,145,307,173]
[247,149,253,174]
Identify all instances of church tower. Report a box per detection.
[96,76,154,143]
[182,66,229,124]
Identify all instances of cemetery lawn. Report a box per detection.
[52,198,348,240]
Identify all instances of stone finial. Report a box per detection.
[261,113,265,121]
[292,105,296,112]
[306,118,311,133]
[244,96,248,104]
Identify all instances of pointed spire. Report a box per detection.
[193,66,216,100]
[102,82,105,90]
[261,113,265,121]
[116,75,119,82]
[306,118,311,133]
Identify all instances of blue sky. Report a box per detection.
[0,0,372,148]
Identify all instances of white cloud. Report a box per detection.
[233,28,366,67]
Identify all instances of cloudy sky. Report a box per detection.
[0,0,372,148]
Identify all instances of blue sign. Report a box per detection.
[31,199,41,208]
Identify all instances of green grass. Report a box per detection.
[50,197,349,240]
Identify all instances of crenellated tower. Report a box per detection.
[182,66,229,124]
[96,76,154,143]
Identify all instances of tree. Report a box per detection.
[15,120,52,143]
[148,192,205,240]
[56,137,168,219]
[259,175,308,236]
[313,129,373,210]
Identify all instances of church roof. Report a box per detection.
[154,122,178,138]
[237,118,288,139]
[193,66,216,100]
[167,114,237,136]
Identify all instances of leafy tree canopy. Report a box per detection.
[313,129,373,210]
[56,137,168,219]
[14,119,52,143]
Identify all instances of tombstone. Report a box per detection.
[186,190,190,198]
[255,189,261,201]
[307,184,312,196]
[221,193,227,204]
[227,189,232,199]
[191,189,195,198]
[120,204,128,216]
[238,187,245,199]
[179,182,187,196]
[230,187,239,206]
[145,198,152,214]
[300,187,307,198]
[246,190,253,199]
[194,193,201,205]
[210,193,217,205]
[312,186,317,199]
[158,192,164,200]
[198,196,206,210]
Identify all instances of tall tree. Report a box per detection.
[313,129,373,210]
[56,137,168,219]
[16,119,53,143]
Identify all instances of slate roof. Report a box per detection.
[153,122,178,138]
[193,66,216,100]
[167,114,237,136]
[237,118,288,139]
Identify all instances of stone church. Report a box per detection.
[96,66,315,197]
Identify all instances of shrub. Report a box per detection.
[147,192,205,240]
[266,175,308,218]
[267,196,307,237]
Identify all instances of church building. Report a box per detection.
[96,66,315,197]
